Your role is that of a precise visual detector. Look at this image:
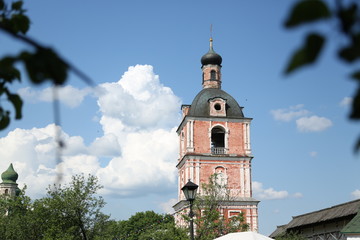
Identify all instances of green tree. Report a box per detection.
[0,176,114,240]
[116,211,187,240]
[187,174,249,240]
[0,186,39,240]
[284,0,360,149]
[275,232,307,240]
[40,174,109,240]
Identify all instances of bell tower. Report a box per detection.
[173,38,259,231]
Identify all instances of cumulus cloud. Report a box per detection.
[1,65,182,199]
[296,116,333,132]
[18,85,92,108]
[253,181,289,200]
[159,198,178,214]
[293,192,303,198]
[340,97,352,107]
[271,105,332,133]
[351,189,360,199]
[252,182,303,200]
[309,151,318,157]
[270,104,309,122]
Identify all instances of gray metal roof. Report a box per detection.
[286,199,360,229]
[188,88,244,118]
[270,199,360,238]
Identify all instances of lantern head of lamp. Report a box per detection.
[181,180,198,202]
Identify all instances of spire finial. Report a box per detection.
[210,24,213,49]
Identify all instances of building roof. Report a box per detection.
[342,210,360,234]
[286,199,360,229]
[270,199,360,238]
[269,225,287,238]
[188,88,244,118]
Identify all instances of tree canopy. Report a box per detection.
[0,174,112,240]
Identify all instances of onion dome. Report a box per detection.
[1,163,18,184]
[201,38,222,66]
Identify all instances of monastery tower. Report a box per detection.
[173,38,259,231]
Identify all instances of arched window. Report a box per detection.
[210,70,216,80]
[211,127,225,154]
[4,189,8,195]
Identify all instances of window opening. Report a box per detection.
[214,103,221,111]
[210,70,216,80]
[211,127,225,154]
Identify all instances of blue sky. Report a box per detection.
[1,0,359,235]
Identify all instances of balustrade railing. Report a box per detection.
[211,147,226,155]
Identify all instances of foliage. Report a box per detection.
[116,211,187,240]
[42,174,108,240]
[0,0,92,131]
[275,232,307,240]
[187,174,249,240]
[284,0,360,149]
[0,174,112,240]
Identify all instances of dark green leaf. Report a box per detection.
[285,0,331,28]
[338,34,360,62]
[0,56,21,82]
[20,48,68,85]
[0,110,10,130]
[7,93,22,119]
[285,33,325,74]
[0,0,4,10]
[351,70,360,81]
[350,87,360,119]
[354,137,360,153]
[338,3,358,34]
[11,1,23,11]
[10,14,30,34]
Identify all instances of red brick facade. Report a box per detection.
[173,40,259,232]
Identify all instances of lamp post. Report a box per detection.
[181,180,199,240]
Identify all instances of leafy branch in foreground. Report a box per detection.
[0,0,93,130]
[283,0,360,150]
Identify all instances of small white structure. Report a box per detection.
[214,231,273,240]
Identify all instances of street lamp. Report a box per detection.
[182,180,198,240]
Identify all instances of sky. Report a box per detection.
[1,0,359,236]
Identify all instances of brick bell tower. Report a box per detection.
[173,38,259,231]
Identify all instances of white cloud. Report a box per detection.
[159,198,178,214]
[252,182,303,200]
[270,104,309,122]
[96,65,181,131]
[310,151,318,157]
[340,97,352,107]
[351,189,360,199]
[18,85,92,108]
[1,65,182,199]
[293,192,303,198]
[296,116,333,132]
[252,181,289,200]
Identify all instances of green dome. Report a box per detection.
[1,163,18,184]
